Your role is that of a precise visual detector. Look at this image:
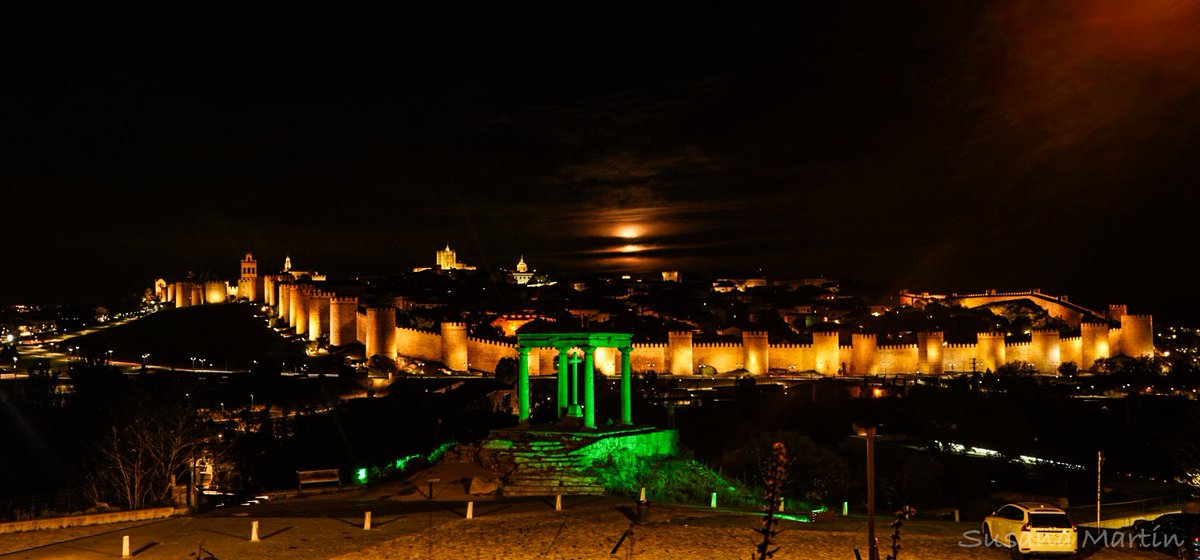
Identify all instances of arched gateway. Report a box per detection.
[516,331,633,429]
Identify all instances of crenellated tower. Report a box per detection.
[307,290,331,341]
[365,307,397,359]
[667,331,695,375]
[851,333,878,375]
[813,331,840,375]
[328,296,358,346]
[917,331,944,374]
[1119,315,1154,358]
[742,331,770,375]
[976,332,1006,372]
[1080,321,1111,371]
[441,322,469,372]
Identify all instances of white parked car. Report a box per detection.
[982,502,1077,558]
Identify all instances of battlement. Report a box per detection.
[770,343,814,349]
[918,331,944,337]
[442,322,468,329]
[1081,321,1108,327]
[668,331,694,337]
[467,336,515,348]
[694,342,742,348]
[743,331,769,337]
[330,296,357,304]
[396,325,438,335]
[1124,314,1152,320]
[945,342,977,349]
[1031,329,1061,335]
[977,332,1005,339]
[879,343,918,350]
[633,342,666,349]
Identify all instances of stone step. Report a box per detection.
[503,486,605,497]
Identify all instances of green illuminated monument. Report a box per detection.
[516,331,633,429]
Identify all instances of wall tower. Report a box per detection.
[1080,321,1111,371]
[441,322,469,372]
[917,331,944,374]
[307,291,331,341]
[813,331,840,375]
[667,331,694,375]
[851,333,878,375]
[1119,315,1154,358]
[365,307,397,359]
[977,332,1006,372]
[328,296,358,346]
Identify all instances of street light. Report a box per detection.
[190,356,197,371]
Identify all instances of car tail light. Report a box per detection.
[1021,522,1031,532]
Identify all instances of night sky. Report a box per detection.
[3,4,1198,321]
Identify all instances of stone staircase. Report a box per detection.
[478,428,654,497]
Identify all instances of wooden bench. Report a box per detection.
[297,469,342,494]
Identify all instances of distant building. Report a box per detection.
[511,256,533,285]
[414,244,476,272]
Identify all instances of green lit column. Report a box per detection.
[583,345,596,429]
[556,346,569,418]
[620,346,633,425]
[518,346,531,423]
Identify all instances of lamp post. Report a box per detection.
[190,356,197,372]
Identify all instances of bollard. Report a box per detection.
[954,509,960,523]
[843,501,849,516]
[555,494,562,511]
[363,511,372,530]
[710,492,717,508]
[778,498,785,512]
[639,487,646,502]
[250,520,259,542]
[466,501,474,520]
[122,535,131,558]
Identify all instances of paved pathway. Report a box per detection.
[0,492,1171,559]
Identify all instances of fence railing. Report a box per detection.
[1066,494,1192,522]
[0,488,93,522]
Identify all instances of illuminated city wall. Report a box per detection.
[692,342,741,373]
[394,326,440,362]
[769,344,815,372]
[877,344,919,373]
[179,255,1155,376]
[204,281,227,305]
[465,336,517,374]
[630,344,667,372]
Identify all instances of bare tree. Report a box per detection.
[87,394,224,510]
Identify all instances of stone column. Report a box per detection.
[518,346,531,423]
[583,346,596,429]
[556,347,569,419]
[620,346,633,426]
